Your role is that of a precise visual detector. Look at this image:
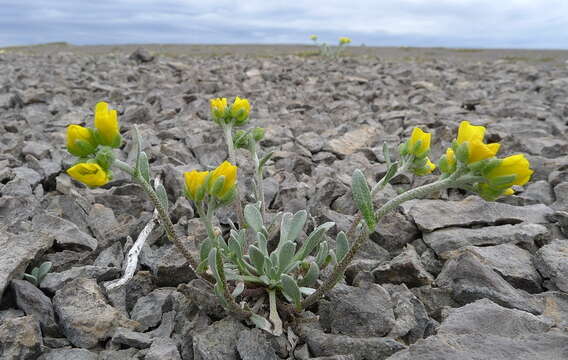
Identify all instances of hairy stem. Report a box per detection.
[114,159,206,280]
[223,124,246,227]
[300,176,455,311]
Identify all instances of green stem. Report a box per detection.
[222,124,246,227]
[250,140,266,220]
[267,289,283,336]
[217,247,252,320]
[300,175,456,311]
[114,159,204,279]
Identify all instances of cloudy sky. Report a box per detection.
[1,0,567,49]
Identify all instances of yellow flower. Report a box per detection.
[66,125,97,157]
[478,154,533,200]
[67,163,109,187]
[230,97,251,125]
[184,170,210,201]
[310,35,318,41]
[339,37,352,45]
[486,154,533,187]
[456,121,500,163]
[407,127,431,157]
[209,161,238,199]
[446,148,456,167]
[413,157,436,176]
[210,97,228,120]
[94,102,120,147]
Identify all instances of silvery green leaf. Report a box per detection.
[315,242,329,267]
[199,239,212,261]
[37,261,52,282]
[231,282,245,297]
[155,183,169,211]
[133,126,144,172]
[245,203,264,233]
[335,231,349,263]
[250,313,274,334]
[208,248,221,283]
[351,169,376,229]
[282,260,300,274]
[228,236,242,259]
[295,222,334,261]
[279,212,293,247]
[299,287,316,296]
[23,274,37,286]
[137,151,150,182]
[31,267,39,279]
[259,275,270,285]
[196,259,208,273]
[259,151,274,168]
[281,274,301,309]
[278,242,296,273]
[383,142,391,167]
[298,262,319,287]
[249,245,265,275]
[257,232,268,256]
[281,210,307,245]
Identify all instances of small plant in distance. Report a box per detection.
[24,261,52,287]
[63,99,533,335]
[310,35,352,58]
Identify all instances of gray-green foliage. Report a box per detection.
[23,261,52,287]
[208,203,349,309]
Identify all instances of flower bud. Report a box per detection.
[231,97,251,126]
[405,127,432,158]
[66,125,97,157]
[252,127,265,142]
[67,162,109,187]
[208,161,238,200]
[210,98,228,124]
[411,157,436,176]
[184,170,210,202]
[233,130,251,149]
[94,102,121,148]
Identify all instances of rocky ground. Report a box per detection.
[1,44,568,360]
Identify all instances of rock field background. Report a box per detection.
[1,44,568,359]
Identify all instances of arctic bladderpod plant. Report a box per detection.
[64,99,533,335]
[310,35,352,58]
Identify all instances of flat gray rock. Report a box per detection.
[236,328,280,360]
[423,223,549,257]
[436,250,541,314]
[319,283,395,337]
[386,332,568,360]
[32,213,98,251]
[0,315,42,360]
[0,231,54,299]
[438,299,553,337]
[52,278,136,348]
[11,279,59,336]
[40,265,121,294]
[465,244,543,293]
[193,318,247,360]
[373,244,434,287]
[130,288,175,331]
[146,337,181,360]
[402,196,553,232]
[535,239,568,292]
[38,348,98,360]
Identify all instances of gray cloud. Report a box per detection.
[1,0,566,48]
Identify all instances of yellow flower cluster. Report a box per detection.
[210,97,251,126]
[310,35,318,41]
[403,121,532,199]
[339,37,352,45]
[184,161,238,203]
[65,101,121,187]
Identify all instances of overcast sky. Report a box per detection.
[1,0,567,49]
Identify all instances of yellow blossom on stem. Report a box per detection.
[184,170,210,201]
[407,127,431,157]
[66,125,97,157]
[94,102,120,148]
[230,97,251,125]
[310,35,318,41]
[210,97,228,121]
[208,161,238,199]
[478,154,533,200]
[67,163,109,187]
[339,37,352,45]
[456,121,500,163]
